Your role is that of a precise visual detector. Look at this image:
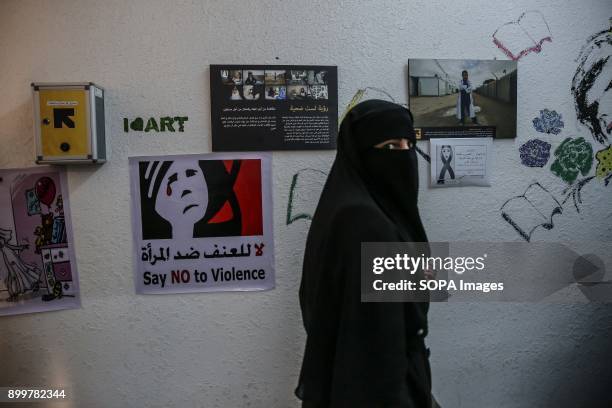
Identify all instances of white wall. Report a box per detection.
[1,1,611,407]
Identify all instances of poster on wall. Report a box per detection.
[429,137,493,187]
[210,65,338,151]
[408,59,518,140]
[0,167,80,316]
[129,153,274,294]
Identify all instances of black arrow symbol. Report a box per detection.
[53,108,75,128]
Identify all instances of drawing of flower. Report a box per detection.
[595,145,612,180]
[519,139,551,167]
[550,137,593,184]
[532,109,564,134]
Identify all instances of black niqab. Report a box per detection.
[296,100,431,407]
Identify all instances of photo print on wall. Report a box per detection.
[408,59,518,140]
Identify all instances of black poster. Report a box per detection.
[210,65,338,151]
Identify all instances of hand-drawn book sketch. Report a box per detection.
[500,182,563,241]
[493,10,552,61]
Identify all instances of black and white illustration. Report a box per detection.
[430,137,493,187]
[436,145,456,184]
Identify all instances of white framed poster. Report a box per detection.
[129,153,274,294]
[429,137,493,187]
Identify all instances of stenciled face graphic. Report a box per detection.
[587,64,612,137]
[441,146,452,160]
[154,161,208,232]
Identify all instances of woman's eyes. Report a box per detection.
[382,142,412,150]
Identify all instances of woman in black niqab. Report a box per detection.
[296,100,432,407]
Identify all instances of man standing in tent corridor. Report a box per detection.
[457,70,478,125]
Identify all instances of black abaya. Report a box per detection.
[296,100,432,407]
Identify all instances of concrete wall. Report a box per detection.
[477,71,517,103]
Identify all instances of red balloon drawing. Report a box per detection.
[35,177,56,207]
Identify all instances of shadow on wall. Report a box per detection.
[539,304,612,407]
[0,101,34,168]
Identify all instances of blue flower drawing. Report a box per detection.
[519,139,552,167]
[532,109,564,134]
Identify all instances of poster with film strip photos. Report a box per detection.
[210,65,338,151]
